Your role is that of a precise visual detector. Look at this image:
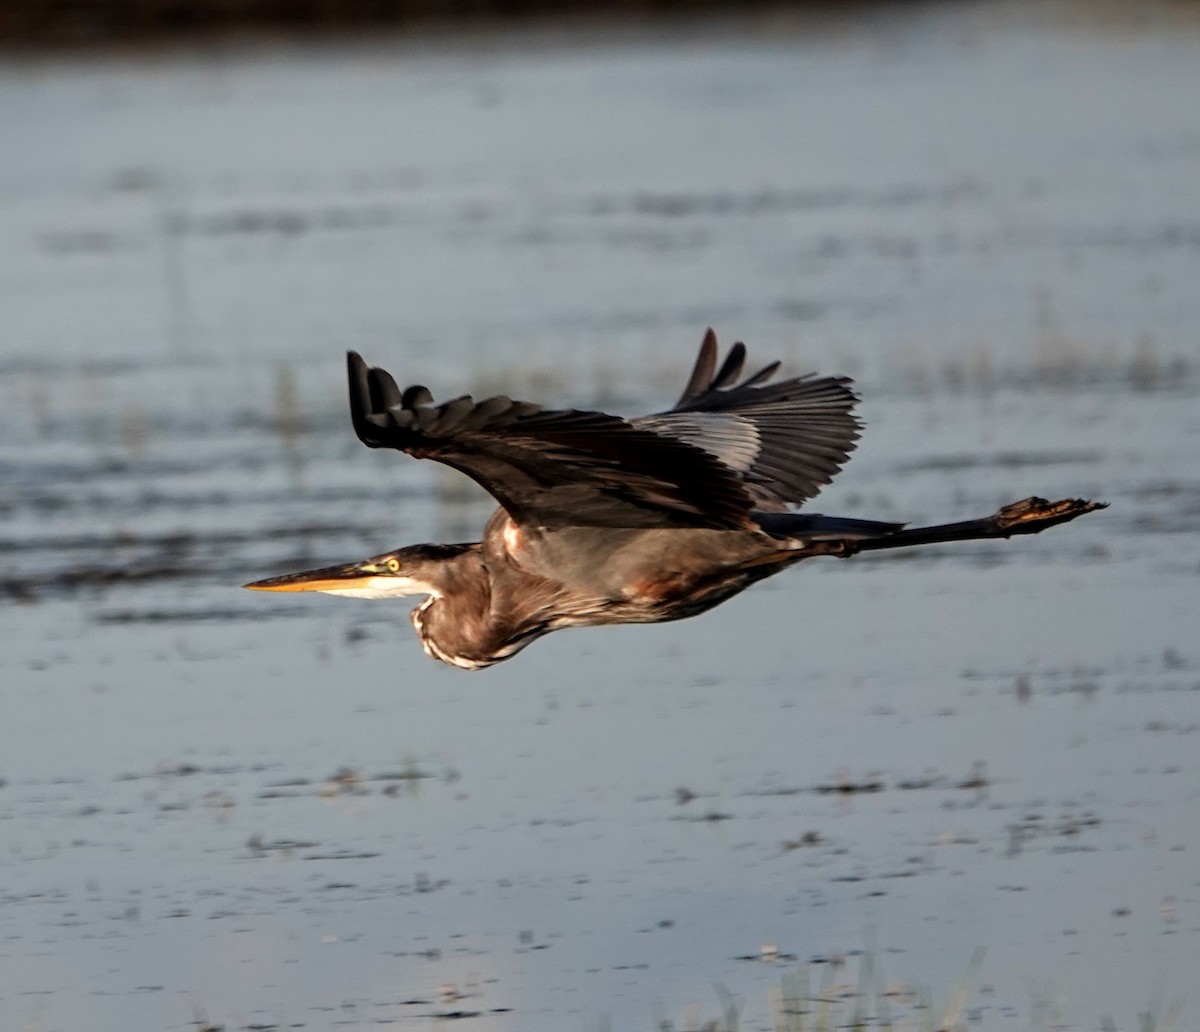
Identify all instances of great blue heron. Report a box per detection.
[246,330,1103,668]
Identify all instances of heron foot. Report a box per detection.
[996,496,1108,535]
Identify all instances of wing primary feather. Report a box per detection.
[739,361,780,388]
[348,351,386,449]
[402,384,433,408]
[369,366,404,412]
[676,328,719,406]
[435,396,477,432]
[459,395,514,429]
[711,341,746,390]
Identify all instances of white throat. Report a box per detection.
[318,576,439,601]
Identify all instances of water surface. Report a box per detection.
[2,3,1199,1029]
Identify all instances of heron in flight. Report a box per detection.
[246,331,1102,669]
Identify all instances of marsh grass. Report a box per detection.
[653,946,987,1032]
[654,947,1185,1032]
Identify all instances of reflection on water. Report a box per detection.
[2,3,1200,1029]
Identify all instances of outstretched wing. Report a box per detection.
[347,351,755,530]
[634,329,860,511]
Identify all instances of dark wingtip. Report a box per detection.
[677,330,720,406]
[368,365,403,412]
[712,341,747,390]
[347,351,383,447]
[740,360,781,389]
[347,351,368,390]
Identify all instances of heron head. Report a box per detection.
[244,543,471,599]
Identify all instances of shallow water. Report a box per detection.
[2,2,1200,1029]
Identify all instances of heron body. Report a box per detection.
[247,331,1103,668]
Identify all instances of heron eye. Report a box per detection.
[385,557,401,573]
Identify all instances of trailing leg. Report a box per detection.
[849,496,1105,555]
[750,496,1105,568]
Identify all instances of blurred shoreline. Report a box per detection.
[2,0,1198,52]
[0,0,888,50]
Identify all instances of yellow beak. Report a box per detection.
[244,562,374,593]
